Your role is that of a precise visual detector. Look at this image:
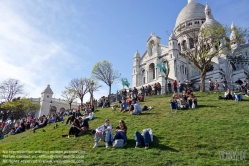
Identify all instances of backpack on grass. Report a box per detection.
[113,139,124,148]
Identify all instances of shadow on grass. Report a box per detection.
[138,112,157,115]
[124,136,179,152]
[196,104,217,108]
[153,136,179,152]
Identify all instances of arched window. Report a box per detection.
[182,40,187,50]
[149,63,155,81]
[149,40,154,55]
[178,43,181,51]
[141,69,145,84]
[189,38,194,49]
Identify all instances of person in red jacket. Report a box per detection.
[173,80,178,92]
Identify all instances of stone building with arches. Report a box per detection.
[31,85,80,118]
[132,0,249,92]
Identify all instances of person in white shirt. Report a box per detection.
[92,119,112,148]
[131,100,142,115]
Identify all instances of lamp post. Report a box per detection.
[50,100,52,113]
[90,80,94,106]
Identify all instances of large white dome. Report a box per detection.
[175,1,205,28]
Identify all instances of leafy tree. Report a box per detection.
[92,60,121,98]
[1,98,40,120]
[66,78,91,108]
[61,89,77,110]
[178,24,248,92]
[0,79,24,102]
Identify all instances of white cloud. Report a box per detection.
[0,1,86,99]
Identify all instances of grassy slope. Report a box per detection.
[0,92,249,166]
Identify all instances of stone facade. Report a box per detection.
[32,85,80,118]
[132,0,249,92]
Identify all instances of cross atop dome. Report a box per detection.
[188,0,196,4]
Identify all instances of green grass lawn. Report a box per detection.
[0,92,249,166]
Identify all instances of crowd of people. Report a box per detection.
[1,77,248,149]
[170,88,197,110]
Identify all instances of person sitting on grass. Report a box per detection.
[120,100,129,113]
[65,109,77,125]
[0,129,4,140]
[138,93,144,102]
[186,88,193,98]
[224,88,233,100]
[102,99,110,108]
[68,118,81,138]
[128,99,135,113]
[245,87,249,97]
[172,91,179,99]
[130,100,142,115]
[78,117,90,136]
[188,94,197,108]
[234,89,242,101]
[48,113,57,124]
[15,122,26,134]
[84,105,92,116]
[179,96,189,109]
[134,128,153,149]
[33,116,48,133]
[113,120,127,147]
[170,98,179,110]
[92,119,113,148]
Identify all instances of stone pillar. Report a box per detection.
[158,75,165,94]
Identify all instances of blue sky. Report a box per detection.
[0,0,248,102]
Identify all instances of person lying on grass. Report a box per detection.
[92,119,113,148]
[134,128,153,149]
[112,120,127,147]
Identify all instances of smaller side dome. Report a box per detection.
[134,50,140,58]
[199,3,221,32]
[169,33,177,40]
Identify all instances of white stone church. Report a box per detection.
[132,0,249,92]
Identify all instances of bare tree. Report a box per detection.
[61,89,77,110]
[66,78,91,108]
[89,80,102,106]
[0,78,24,102]
[92,60,121,98]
